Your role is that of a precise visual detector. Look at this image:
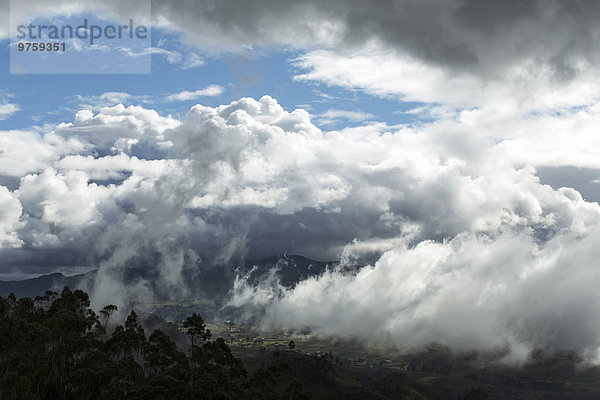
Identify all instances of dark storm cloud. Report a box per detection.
[145,0,600,79]
[5,0,600,78]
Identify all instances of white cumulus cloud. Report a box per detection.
[165,85,224,102]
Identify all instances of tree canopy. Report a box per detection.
[0,287,309,399]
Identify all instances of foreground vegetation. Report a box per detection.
[0,287,309,400]
[5,287,600,399]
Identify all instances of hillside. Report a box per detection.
[242,351,442,399]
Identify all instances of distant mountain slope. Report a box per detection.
[237,254,343,286]
[0,255,353,300]
[0,272,82,298]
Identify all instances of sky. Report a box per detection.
[3,0,600,361]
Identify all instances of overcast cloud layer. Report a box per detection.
[4,0,600,361]
[6,0,600,86]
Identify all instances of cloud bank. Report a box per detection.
[1,94,600,360]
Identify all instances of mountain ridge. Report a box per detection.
[0,254,352,300]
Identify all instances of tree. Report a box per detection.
[183,313,211,399]
[183,313,211,352]
[98,304,118,340]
